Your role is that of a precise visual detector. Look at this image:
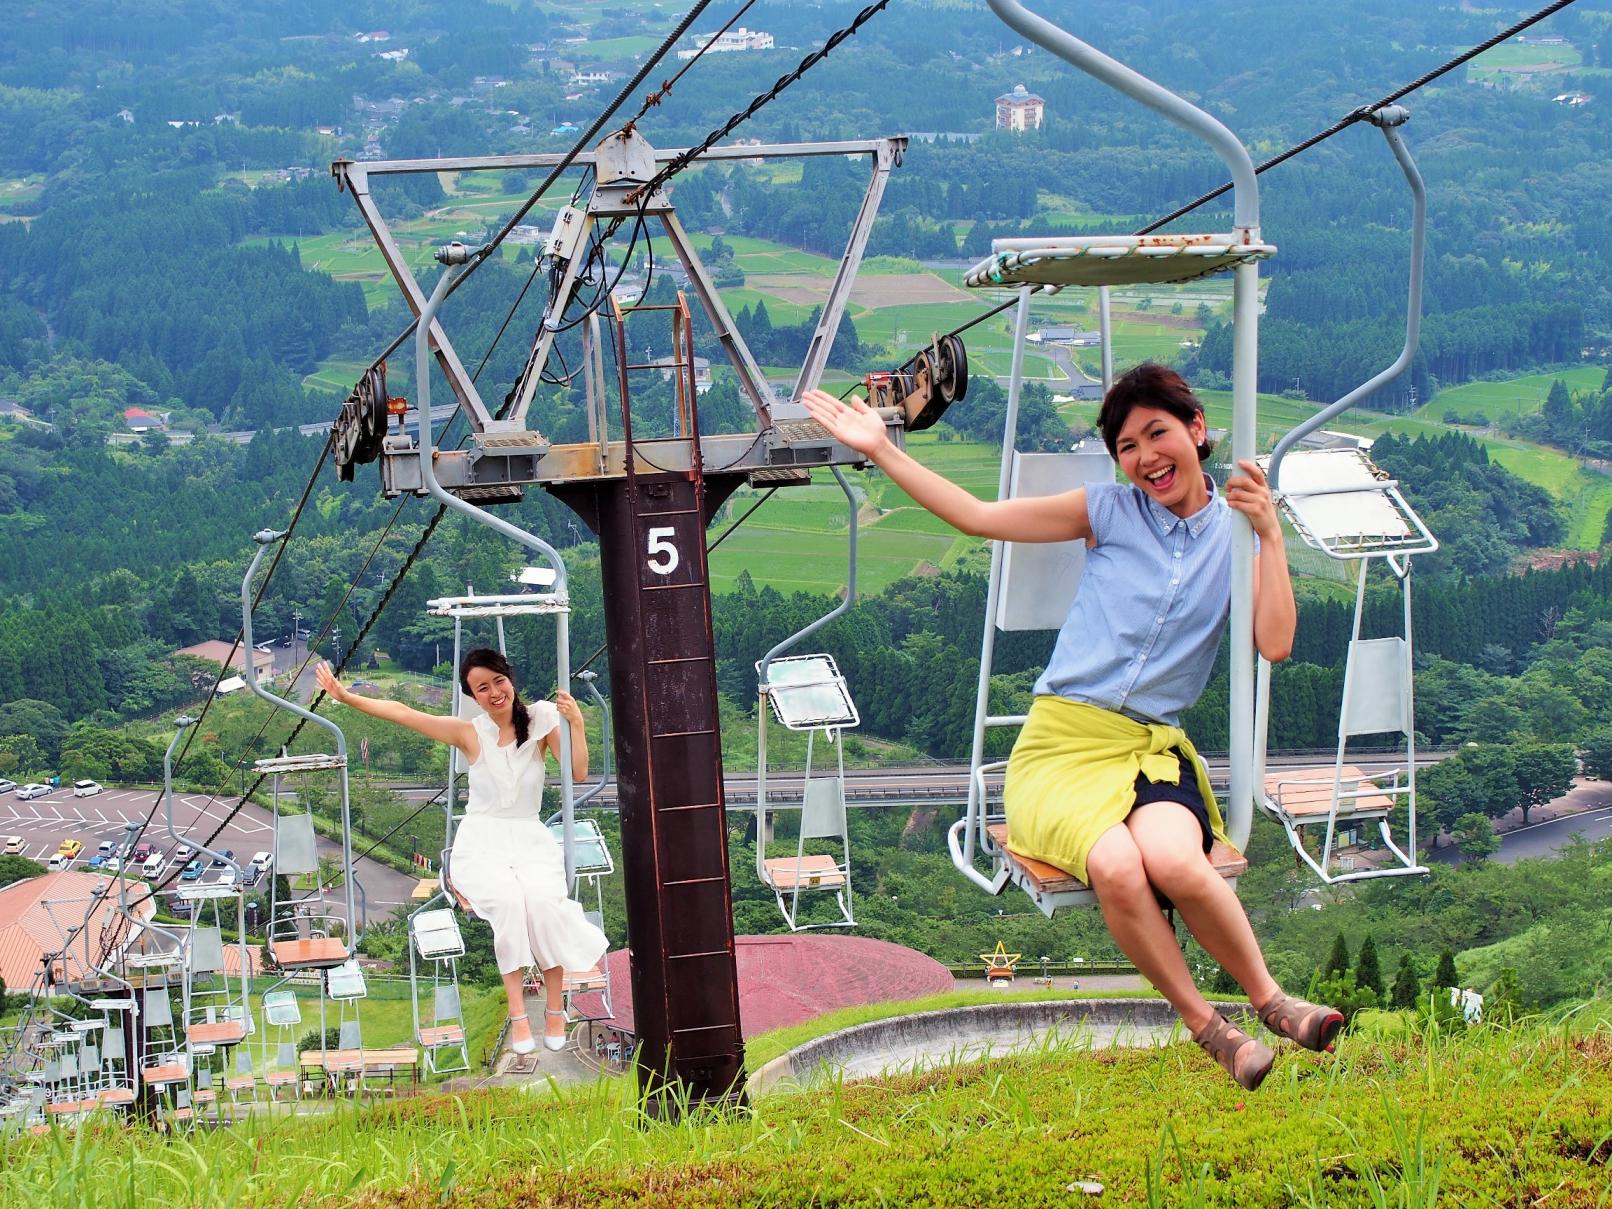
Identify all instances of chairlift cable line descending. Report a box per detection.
[1137,0,1582,236]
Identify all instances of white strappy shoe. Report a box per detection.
[509,1013,536,1056]
[543,1008,569,1052]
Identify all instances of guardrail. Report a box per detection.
[946,959,1138,979]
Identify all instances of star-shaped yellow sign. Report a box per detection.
[981,940,1021,975]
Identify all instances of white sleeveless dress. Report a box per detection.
[449,706,608,976]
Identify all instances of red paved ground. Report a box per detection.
[570,934,953,1038]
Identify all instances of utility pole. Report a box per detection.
[332,627,343,666]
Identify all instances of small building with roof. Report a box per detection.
[0,871,155,995]
[996,84,1045,132]
[175,640,275,681]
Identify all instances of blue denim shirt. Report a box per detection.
[1032,476,1233,727]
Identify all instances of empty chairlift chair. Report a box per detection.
[1257,448,1437,882]
[756,654,860,930]
[754,466,862,932]
[409,907,469,1075]
[1255,105,1434,885]
[259,990,303,1100]
[951,0,1269,911]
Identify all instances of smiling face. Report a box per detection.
[464,665,516,721]
[1113,404,1211,518]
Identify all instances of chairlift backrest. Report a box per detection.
[433,984,461,1023]
[144,988,173,1030]
[191,926,225,974]
[263,991,301,1027]
[337,1019,361,1051]
[1341,637,1412,736]
[995,449,1113,632]
[800,777,848,842]
[275,813,320,876]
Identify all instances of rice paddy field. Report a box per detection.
[270,194,1612,571]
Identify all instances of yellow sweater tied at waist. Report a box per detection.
[1003,695,1229,886]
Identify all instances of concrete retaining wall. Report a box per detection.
[748,997,1247,1096]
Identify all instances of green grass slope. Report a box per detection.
[4,1011,1607,1207]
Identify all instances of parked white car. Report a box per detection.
[73,780,104,798]
[16,784,51,800]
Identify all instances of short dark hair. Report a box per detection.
[1097,363,1213,463]
[458,647,531,747]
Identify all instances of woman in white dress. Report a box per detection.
[315,649,608,1054]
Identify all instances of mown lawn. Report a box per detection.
[4,1008,1606,1207]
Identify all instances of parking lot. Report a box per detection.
[0,785,418,908]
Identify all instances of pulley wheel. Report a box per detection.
[937,334,968,404]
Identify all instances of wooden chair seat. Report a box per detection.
[98,1087,136,1105]
[264,1072,297,1086]
[986,823,1248,893]
[419,1026,465,1046]
[763,854,847,891]
[224,1076,257,1092]
[46,1099,91,1115]
[192,1089,217,1106]
[562,965,607,992]
[187,1020,248,1045]
[1263,765,1397,821]
[142,1063,187,1085]
[267,937,349,969]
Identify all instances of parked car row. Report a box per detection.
[0,779,102,799]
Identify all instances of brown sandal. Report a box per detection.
[1192,1011,1275,1091]
[1257,993,1344,1053]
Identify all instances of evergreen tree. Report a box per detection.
[1354,933,1385,998]
[1487,967,1523,1025]
[1435,948,1459,991]
[1391,953,1420,1010]
[1324,931,1350,977]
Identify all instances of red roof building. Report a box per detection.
[570,934,953,1040]
[0,872,154,994]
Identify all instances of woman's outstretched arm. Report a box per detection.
[801,388,1092,544]
[316,662,476,754]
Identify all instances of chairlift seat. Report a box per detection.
[186,1019,248,1046]
[1262,448,1437,559]
[965,232,1276,290]
[267,936,349,970]
[96,1087,136,1106]
[175,881,242,902]
[418,1025,466,1047]
[561,965,608,993]
[141,1061,188,1085]
[192,1088,217,1107]
[762,854,848,891]
[426,592,568,618]
[759,654,859,730]
[544,816,614,876]
[410,909,465,960]
[224,1075,257,1093]
[985,823,1247,895]
[1262,765,1399,822]
[253,752,347,774]
[326,959,368,1001]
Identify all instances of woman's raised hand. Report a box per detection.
[801,388,889,458]
[1226,459,1282,541]
[314,661,350,704]
[554,690,583,726]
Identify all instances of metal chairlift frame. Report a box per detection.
[1254,106,1436,885]
[242,534,367,1073]
[160,716,255,1059]
[755,467,860,931]
[949,0,1266,912]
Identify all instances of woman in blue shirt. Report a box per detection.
[802,365,1341,1090]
